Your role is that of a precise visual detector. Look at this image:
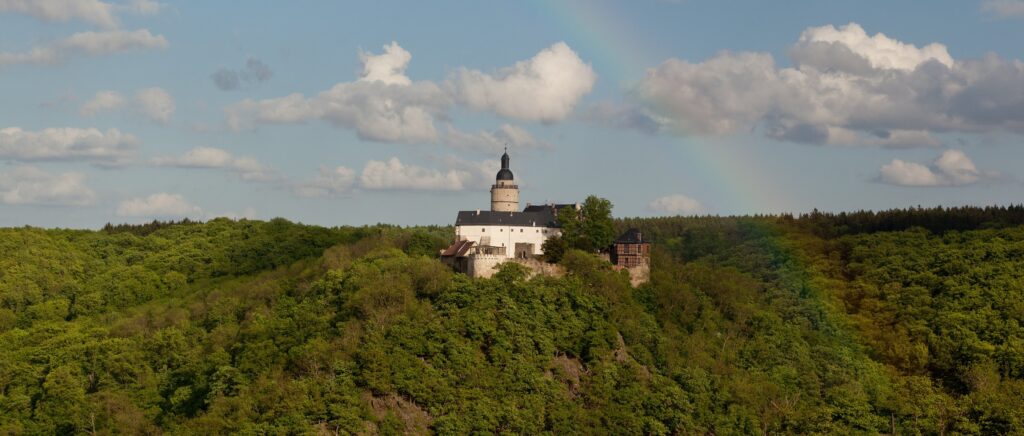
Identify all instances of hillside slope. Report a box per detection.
[1,211,1022,434]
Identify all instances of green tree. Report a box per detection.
[580,195,615,251]
[553,195,615,254]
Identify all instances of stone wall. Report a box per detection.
[509,258,564,279]
[464,255,565,279]
[616,264,650,287]
[466,254,506,278]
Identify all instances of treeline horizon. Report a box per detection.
[7,203,1019,235]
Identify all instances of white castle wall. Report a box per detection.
[456,224,561,259]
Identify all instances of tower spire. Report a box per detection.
[491,147,518,212]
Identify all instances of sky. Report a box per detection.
[2,0,1024,228]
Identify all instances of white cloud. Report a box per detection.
[982,0,1024,18]
[648,194,704,215]
[0,0,118,28]
[879,159,942,186]
[359,41,412,86]
[225,41,594,144]
[79,90,125,116]
[0,0,162,27]
[934,149,982,185]
[444,123,549,153]
[0,165,96,206]
[0,127,138,164]
[0,29,168,67]
[293,156,499,197]
[637,22,1024,146]
[77,87,175,123]
[792,23,953,71]
[154,146,232,167]
[134,87,174,124]
[225,42,447,143]
[116,193,202,218]
[360,157,477,191]
[450,42,596,122]
[292,165,356,197]
[879,149,992,187]
[151,146,275,181]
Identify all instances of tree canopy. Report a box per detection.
[2,207,1023,433]
[544,195,615,262]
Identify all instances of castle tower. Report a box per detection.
[490,149,519,212]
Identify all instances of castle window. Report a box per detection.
[482,228,486,232]
[520,229,523,232]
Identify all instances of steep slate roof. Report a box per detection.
[455,209,559,227]
[522,203,577,213]
[614,228,646,244]
[440,240,475,257]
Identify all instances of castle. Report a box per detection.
[440,149,650,283]
[440,149,576,277]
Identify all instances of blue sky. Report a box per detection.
[2,0,1024,228]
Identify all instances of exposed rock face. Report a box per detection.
[361,393,433,435]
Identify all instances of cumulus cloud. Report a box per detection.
[982,0,1024,18]
[444,123,550,153]
[0,127,138,164]
[293,156,498,197]
[648,194,704,215]
[450,42,596,122]
[292,165,356,197]
[359,42,412,86]
[226,41,594,144]
[790,23,953,71]
[0,0,162,27]
[211,58,274,91]
[0,0,118,28]
[0,29,168,67]
[116,193,201,218]
[134,87,174,124]
[151,147,276,181]
[359,157,482,191]
[225,42,447,143]
[637,22,1024,146]
[0,165,96,206]
[77,87,175,123]
[879,149,994,186]
[79,90,125,116]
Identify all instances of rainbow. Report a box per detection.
[530,0,787,215]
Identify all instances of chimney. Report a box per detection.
[476,209,480,215]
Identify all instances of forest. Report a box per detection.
[1,205,1023,434]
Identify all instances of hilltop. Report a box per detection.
[2,207,1024,434]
